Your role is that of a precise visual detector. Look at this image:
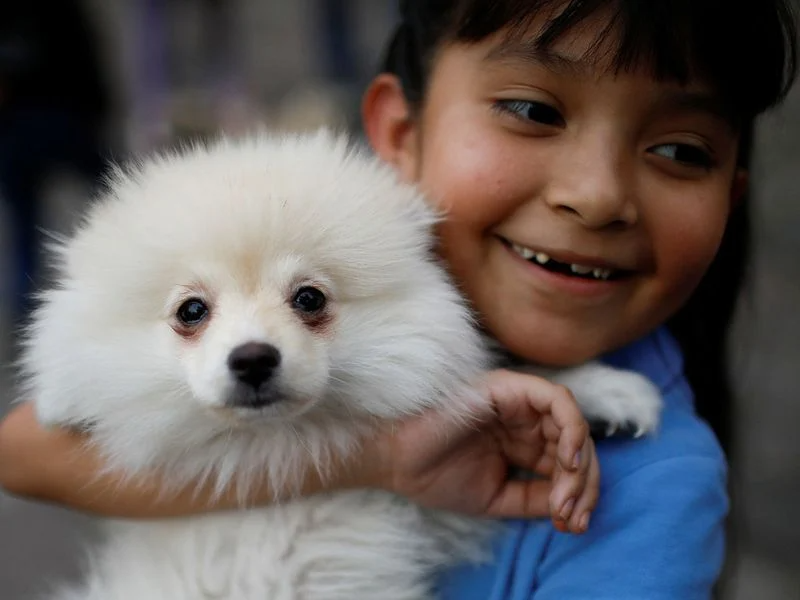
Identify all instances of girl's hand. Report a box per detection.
[368,369,598,533]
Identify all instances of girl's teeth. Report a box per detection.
[512,244,535,260]
[593,268,612,280]
[570,264,593,275]
[509,241,616,280]
[572,264,613,280]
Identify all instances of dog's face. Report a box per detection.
[27,132,488,450]
[162,252,339,422]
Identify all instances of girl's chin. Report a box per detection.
[488,320,616,368]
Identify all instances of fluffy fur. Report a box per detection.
[19,130,661,600]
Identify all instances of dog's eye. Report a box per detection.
[177,298,209,325]
[292,287,326,313]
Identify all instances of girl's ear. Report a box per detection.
[731,168,749,207]
[361,74,421,182]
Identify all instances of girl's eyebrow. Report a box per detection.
[652,91,738,131]
[483,38,595,77]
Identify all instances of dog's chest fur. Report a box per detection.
[66,491,493,600]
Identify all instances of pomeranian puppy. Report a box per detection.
[19,130,661,600]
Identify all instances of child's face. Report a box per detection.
[364,12,745,367]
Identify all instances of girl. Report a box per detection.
[1,0,797,598]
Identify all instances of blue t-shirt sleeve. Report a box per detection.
[532,454,728,599]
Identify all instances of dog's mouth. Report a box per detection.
[227,385,289,411]
[210,391,318,424]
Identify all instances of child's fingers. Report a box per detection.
[548,436,593,524]
[479,369,597,527]
[484,370,585,426]
[531,441,557,477]
[540,411,589,474]
[486,478,553,519]
[483,370,588,470]
[567,444,600,533]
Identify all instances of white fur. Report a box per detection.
[19,130,662,600]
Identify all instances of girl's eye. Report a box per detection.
[649,143,715,169]
[495,99,565,127]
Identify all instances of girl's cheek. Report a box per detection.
[651,207,728,300]
[423,146,530,223]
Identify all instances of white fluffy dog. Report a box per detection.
[20,130,661,600]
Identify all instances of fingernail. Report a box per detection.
[579,512,591,531]
[572,451,582,470]
[560,497,575,520]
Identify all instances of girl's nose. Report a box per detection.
[543,133,638,229]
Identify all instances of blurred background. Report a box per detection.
[0,1,797,598]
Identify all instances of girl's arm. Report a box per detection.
[0,401,375,518]
[0,370,598,530]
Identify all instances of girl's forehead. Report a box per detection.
[483,28,715,92]
[482,9,679,81]
[445,13,735,122]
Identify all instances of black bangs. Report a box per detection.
[451,0,797,121]
[389,0,797,122]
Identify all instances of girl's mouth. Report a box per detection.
[499,237,631,282]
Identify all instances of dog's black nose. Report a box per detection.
[227,342,282,389]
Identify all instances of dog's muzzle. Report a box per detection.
[226,342,283,408]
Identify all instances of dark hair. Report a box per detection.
[382,0,798,454]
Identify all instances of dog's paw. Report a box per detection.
[548,363,663,438]
[578,372,662,437]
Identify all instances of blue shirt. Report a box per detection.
[437,327,729,599]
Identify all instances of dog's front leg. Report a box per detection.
[520,362,663,437]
